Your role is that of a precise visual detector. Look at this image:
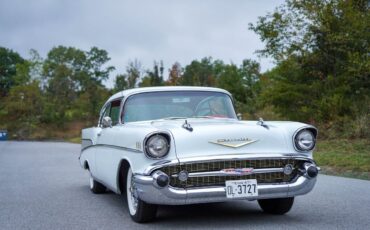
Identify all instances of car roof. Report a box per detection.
[107,86,232,102]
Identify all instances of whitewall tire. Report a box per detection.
[126,167,157,222]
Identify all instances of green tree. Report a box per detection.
[42,46,114,124]
[2,81,43,138]
[0,47,25,97]
[114,74,128,92]
[140,61,164,87]
[249,0,369,129]
[216,60,261,116]
[166,62,182,86]
[114,60,142,91]
[181,57,216,86]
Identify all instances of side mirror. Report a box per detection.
[237,113,243,120]
[102,116,112,128]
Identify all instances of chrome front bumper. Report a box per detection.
[133,174,317,205]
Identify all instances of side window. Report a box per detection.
[99,99,122,127]
[110,100,121,125]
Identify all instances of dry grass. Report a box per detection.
[314,139,370,180]
[28,121,88,141]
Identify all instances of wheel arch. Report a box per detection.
[83,160,90,170]
[116,158,131,194]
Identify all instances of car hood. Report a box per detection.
[143,118,305,159]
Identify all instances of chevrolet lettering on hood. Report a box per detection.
[79,86,320,223]
[209,137,258,148]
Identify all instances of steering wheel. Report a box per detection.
[194,107,218,116]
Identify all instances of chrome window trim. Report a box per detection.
[98,104,110,127]
[120,90,238,124]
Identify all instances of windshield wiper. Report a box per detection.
[191,116,213,119]
[162,116,214,120]
[162,117,188,120]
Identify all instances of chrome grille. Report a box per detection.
[160,159,303,188]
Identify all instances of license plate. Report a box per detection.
[225,179,258,198]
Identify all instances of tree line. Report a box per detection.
[0,0,368,139]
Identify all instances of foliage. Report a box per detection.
[2,81,43,138]
[167,62,183,86]
[181,57,216,86]
[139,61,165,87]
[42,46,114,124]
[217,60,261,116]
[249,0,369,137]
[114,60,142,91]
[0,47,25,97]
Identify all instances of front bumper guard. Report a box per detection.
[133,174,317,205]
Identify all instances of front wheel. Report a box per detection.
[126,167,157,223]
[258,197,294,215]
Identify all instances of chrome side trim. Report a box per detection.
[172,167,284,178]
[81,144,143,153]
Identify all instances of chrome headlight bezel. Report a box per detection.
[144,132,171,159]
[293,127,317,152]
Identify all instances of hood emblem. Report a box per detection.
[209,137,258,148]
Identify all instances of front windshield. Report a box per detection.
[122,91,237,123]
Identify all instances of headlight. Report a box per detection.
[294,129,316,151]
[144,134,170,158]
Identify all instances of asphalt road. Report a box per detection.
[1,141,369,230]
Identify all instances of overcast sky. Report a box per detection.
[0,0,284,87]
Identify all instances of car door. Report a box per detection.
[95,99,123,189]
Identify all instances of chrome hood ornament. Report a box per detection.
[209,137,258,148]
[182,119,193,132]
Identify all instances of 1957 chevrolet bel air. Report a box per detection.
[79,86,319,222]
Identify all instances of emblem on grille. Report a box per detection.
[221,168,254,175]
[209,137,258,148]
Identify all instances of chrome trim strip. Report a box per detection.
[143,154,315,175]
[81,144,143,153]
[172,167,284,178]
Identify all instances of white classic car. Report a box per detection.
[79,86,319,222]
